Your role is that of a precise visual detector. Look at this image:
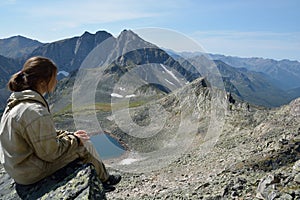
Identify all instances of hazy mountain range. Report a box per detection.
[0,30,299,113]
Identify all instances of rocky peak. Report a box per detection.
[115,29,157,54]
[118,29,138,39]
[81,31,93,37]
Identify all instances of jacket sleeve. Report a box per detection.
[23,114,80,162]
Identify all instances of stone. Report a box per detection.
[256,174,281,199]
[0,161,106,199]
[293,160,300,173]
[294,173,300,184]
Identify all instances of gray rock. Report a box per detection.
[0,161,106,199]
[293,160,300,173]
[294,173,300,184]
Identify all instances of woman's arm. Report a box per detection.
[23,115,81,162]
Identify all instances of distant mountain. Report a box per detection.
[177,55,291,107]
[26,31,113,76]
[0,55,19,112]
[0,35,43,58]
[209,54,300,90]
[214,60,291,107]
[0,55,19,86]
[287,87,300,100]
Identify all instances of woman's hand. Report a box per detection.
[74,130,90,145]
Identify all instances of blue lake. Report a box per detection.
[90,133,125,160]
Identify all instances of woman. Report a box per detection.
[0,56,120,191]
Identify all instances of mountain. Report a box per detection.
[209,54,300,91]
[174,51,300,101]
[213,60,291,107]
[0,31,111,111]
[1,30,300,112]
[174,54,291,107]
[288,87,300,100]
[0,30,200,114]
[106,78,300,198]
[26,31,113,76]
[0,55,19,87]
[50,30,201,127]
[0,55,19,112]
[54,66,300,199]
[0,35,43,58]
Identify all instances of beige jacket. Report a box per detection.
[0,90,87,185]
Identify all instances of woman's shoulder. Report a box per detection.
[9,99,51,123]
[8,90,49,113]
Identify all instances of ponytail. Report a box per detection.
[8,71,30,92]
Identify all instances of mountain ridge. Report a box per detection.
[0,30,299,111]
[0,35,43,59]
[208,53,300,90]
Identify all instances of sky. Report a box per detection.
[0,0,299,61]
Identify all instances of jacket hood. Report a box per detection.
[6,90,49,112]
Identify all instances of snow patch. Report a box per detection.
[160,64,180,83]
[119,158,139,165]
[111,93,123,98]
[165,79,175,86]
[125,94,136,98]
[57,71,69,77]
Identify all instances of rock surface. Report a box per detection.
[0,161,106,199]
[105,98,300,199]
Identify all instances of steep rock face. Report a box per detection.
[27,31,113,73]
[0,161,106,199]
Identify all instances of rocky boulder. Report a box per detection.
[0,161,106,199]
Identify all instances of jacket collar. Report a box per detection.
[6,90,50,113]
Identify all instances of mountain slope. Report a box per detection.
[214,60,291,107]
[0,55,19,112]
[50,29,200,128]
[0,55,19,86]
[209,54,300,90]
[179,55,291,107]
[288,87,300,100]
[27,31,113,76]
[0,35,43,58]
[106,79,300,199]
